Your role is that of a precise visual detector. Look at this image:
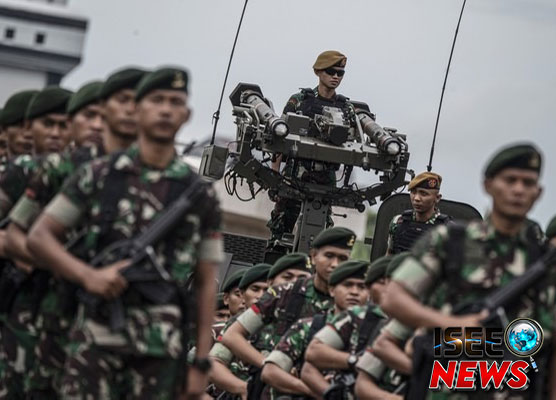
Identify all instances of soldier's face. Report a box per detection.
[271,269,311,286]
[29,113,71,154]
[485,168,542,221]
[104,89,138,138]
[223,287,245,316]
[0,130,8,158]
[316,67,345,90]
[242,281,269,308]
[311,246,351,283]
[330,278,369,311]
[5,122,33,155]
[71,103,107,148]
[410,188,440,214]
[136,90,190,143]
[214,307,230,323]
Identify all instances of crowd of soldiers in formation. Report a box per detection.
[0,49,554,400]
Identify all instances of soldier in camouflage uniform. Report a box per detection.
[382,143,554,399]
[210,256,310,398]
[386,172,451,255]
[5,80,108,398]
[267,51,355,247]
[304,258,388,399]
[262,260,370,398]
[5,69,146,398]
[27,67,223,399]
[221,227,354,398]
[355,253,414,400]
[0,87,73,399]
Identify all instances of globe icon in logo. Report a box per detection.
[504,318,543,357]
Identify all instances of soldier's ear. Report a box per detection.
[483,178,493,196]
[222,292,230,306]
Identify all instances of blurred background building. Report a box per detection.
[0,0,87,104]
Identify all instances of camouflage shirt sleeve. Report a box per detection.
[237,284,288,334]
[391,225,448,301]
[314,310,354,351]
[44,161,99,229]
[8,154,59,230]
[265,318,312,372]
[0,160,28,218]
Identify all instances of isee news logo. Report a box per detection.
[429,318,544,391]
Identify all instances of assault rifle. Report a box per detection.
[406,246,556,400]
[79,175,207,331]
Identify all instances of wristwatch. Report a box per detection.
[347,354,359,371]
[192,357,213,373]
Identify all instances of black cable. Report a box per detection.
[427,0,468,172]
[210,0,250,145]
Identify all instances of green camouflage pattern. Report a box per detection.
[323,304,386,353]
[244,277,333,350]
[45,144,222,396]
[393,218,551,400]
[8,145,105,395]
[0,154,41,219]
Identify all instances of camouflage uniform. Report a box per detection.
[356,319,413,392]
[237,277,333,350]
[43,145,223,399]
[210,314,251,382]
[264,313,334,399]
[267,88,356,243]
[8,145,104,395]
[392,218,551,399]
[313,304,386,355]
[0,154,43,398]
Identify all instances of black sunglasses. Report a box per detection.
[323,68,345,77]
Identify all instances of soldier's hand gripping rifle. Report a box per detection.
[79,175,208,331]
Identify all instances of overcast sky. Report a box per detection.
[64,0,556,227]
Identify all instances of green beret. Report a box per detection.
[26,87,73,121]
[312,227,356,250]
[484,143,542,178]
[99,67,147,100]
[0,90,39,126]
[135,67,189,101]
[546,216,556,240]
[408,172,442,191]
[268,252,312,279]
[216,292,226,310]
[365,255,392,285]
[239,263,272,290]
[386,252,411,278]
[67,81,103,116]
[328,260,369,286]
[313,50,347,70]
[222,268,247,293]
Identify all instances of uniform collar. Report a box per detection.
[114,144,187,181]
[481,216,530,246]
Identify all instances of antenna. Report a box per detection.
[210,0,250,145]
[427,0,468,172]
